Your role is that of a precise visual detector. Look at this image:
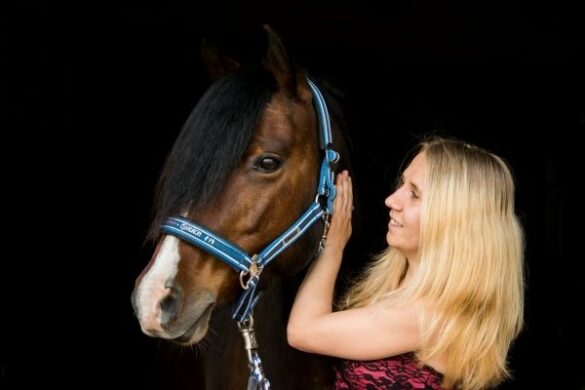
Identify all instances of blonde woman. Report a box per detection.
[287,136,524,389]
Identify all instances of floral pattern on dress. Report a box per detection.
[335,352,445,390]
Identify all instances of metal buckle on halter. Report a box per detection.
[240,254,262,290]
[315,192,331,207]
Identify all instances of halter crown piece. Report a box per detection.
[160,77,339,390]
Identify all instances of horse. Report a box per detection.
[131,26,355,389]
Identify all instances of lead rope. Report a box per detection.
[238,316,271,390]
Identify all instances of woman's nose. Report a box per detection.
[385,191,400,210]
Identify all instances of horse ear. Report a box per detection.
[262,25,310,100]
[199,38,240,81]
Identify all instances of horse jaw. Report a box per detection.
[132,235,218,345]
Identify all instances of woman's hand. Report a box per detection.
[326,170,353,253]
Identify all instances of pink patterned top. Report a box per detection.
[334,352,445,389]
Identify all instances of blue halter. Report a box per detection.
[159,78,339,389]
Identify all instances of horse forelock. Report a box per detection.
[148,67,277,240]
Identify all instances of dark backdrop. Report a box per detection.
[6,1,584,389]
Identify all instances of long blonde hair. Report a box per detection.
[341,136,524,390]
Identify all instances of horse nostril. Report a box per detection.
[160,288,181,326]
[160,293,177,313]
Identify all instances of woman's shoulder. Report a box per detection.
[375,295,422,331]
[364,296,422,354]
[376,296,448,373]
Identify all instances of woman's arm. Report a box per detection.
[287,171,419,360]
[287,170,353,335]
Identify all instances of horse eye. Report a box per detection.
[255,156,282,172]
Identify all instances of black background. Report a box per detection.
[6,0,584,388]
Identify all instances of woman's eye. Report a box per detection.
[255,156,282,172]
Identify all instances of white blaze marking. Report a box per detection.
[136,236,181,333]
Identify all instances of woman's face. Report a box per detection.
[385,151,427,260]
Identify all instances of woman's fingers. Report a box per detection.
[334,170,353,217]
[341,171,352,211]
[326,171,353,249]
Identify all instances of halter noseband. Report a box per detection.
[159,78,338,389]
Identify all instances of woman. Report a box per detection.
[287,136,524,389]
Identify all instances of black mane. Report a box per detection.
[149,67,276,239]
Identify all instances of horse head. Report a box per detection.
[131,26,346,348]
